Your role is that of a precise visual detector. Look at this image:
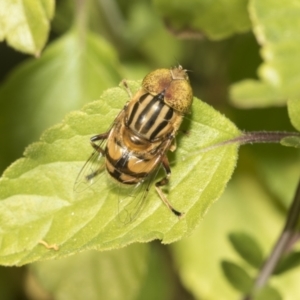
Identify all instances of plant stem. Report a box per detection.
[192,131,300,155]
[242,178,300,299]
[180,131,300,162]
[220,131,300,147]
[97,0,125,37]
[75,0,88,40]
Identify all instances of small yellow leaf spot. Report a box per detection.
[38,240,59,251]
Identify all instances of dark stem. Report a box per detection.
[242,178,300,299]
[197,131,300,154]
[219,131,300,147]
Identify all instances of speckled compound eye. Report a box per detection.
[142,66,193,114]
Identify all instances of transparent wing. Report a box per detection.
[74,127,173,224]
[116,164,162,224]
[74,139,107,193]
[74,109,127,193]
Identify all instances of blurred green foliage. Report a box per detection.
[0,0,299,299]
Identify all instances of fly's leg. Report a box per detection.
[121,79,133,99]
[90,132,109,154]
[179,129,190,136]
[155,155,184,218]
[85,132,109,181]
[169,137,177,152]
[170,129,190,152]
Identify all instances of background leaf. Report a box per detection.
[230,0,300,108]
[280,136,300,149]
[228,232,263,269]
[253,286,282,300]
[0,28,122,173]
[30,245,148,300]
[135,243,181,300]
[221,260,252,293]
[153,0,251,39]
[171,175,300,299]
[229,80,286,108]
[287,99,300,131]
[0,0,55,55]
[0,80,239,266]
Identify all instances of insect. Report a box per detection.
[75,66,193,221]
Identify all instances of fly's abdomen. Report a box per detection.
[105,127,160,185]
[105,145,159,185]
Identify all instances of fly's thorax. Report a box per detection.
[125,91,183,143]
[122,127,154,152]
[141,66,193,114]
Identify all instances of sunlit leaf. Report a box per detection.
[287,99,300,131]
[230,0,300,108]
[274,252,300,276]
[0,0,55,55]
[230,80,286,108]
[0,80,239,266]
[0,29,122,172]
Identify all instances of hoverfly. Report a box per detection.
[74,66,193,221]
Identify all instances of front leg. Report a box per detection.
[121,79,133,99]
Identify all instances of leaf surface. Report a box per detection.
[0,29,122,171]
[153,0,250,40]
[231,0,300,108]
[0,81,240,266]
[171,176,300,300]
[31,245,148,300]
[0,0,55,55]
[287,99,300,132]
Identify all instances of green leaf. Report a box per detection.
[274,252,300,276]
[136,243,175,300]
[280,136,300,149]
[171,175,297,299]
[31,244,148,300]
[221,260,253,293]
[228,232,263,269]
[153,0,251,40]
[0,266,23,299]
[253,285,282,300]
[230,80,286,108]
[0,29,122,172]
[287,99,300,131]
[254,148,300,209]
[0,80,239,266]
[230,0,300,107]
[0,0,55,55]
[126,1,186,66]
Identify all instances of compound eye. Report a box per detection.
[142,69,172,95]
[164,79,193,114]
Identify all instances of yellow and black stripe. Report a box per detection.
[126,92,175,141]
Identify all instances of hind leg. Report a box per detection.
[155,155,183,217]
